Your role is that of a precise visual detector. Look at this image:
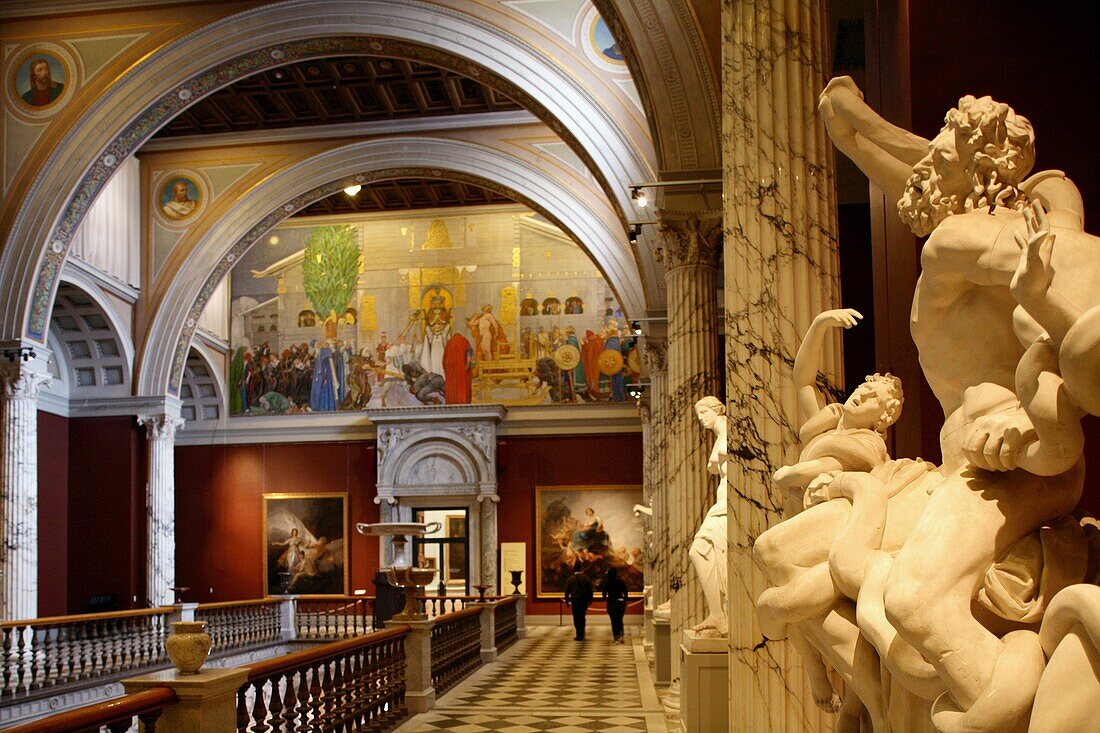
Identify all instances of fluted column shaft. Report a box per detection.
[0,368,50,621]
[724,0,843,729]
[658,212,722,682]
[643,339,669,606]
[139,415,184,607]
[640,338,669,608]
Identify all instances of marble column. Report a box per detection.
[479,496,499,594]
[0,366,50,621]
[642,338,669,608]
[139,415,185,607]
[656,211,722,689]
[724,0,843,729]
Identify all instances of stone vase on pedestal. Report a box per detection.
[166,620,212,674]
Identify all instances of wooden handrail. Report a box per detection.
[196,598,281,611]
[244,624,410,683]
[293,594,376,601]
[0,606,173,629]
[2,687,177,732]
[436,605,482,622]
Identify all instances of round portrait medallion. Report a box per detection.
[8,45,77,117]
[155,172,206,225]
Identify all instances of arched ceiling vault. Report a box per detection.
[136,137,640,397]
[0,0,657,351]
[595,0,721,179]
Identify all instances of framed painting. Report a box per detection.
[535,485,645,598]
[263,493,348,596]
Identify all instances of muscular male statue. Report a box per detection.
[816,77,1100,730]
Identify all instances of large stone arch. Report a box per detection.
[136,136,639,397]
[596,0,720,177]
[0,0,655,348]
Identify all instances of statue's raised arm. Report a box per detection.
[818,76,928,206]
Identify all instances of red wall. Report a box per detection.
[174,441,380,603]
[497,434,644,615]
[66,416,142,613]
[37,411,69,616]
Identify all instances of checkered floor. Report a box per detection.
[393,625,665,732]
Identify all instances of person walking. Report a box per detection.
[563,562,594,640]
[602,567,629,643]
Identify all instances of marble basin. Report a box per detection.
[355,521,440,536]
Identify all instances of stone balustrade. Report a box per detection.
[3,596,527,731]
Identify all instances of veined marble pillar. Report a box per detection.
[643,338,669,608]
[724,0,843,729]
[0,366,50,621]
[657,211,722,686]
[139,415,185,607]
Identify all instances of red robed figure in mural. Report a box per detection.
[443,332,473,404]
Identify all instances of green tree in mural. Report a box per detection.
[302,225,360,333]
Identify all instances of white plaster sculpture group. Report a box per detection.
[749,77,1100,732]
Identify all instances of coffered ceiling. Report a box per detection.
[156,55,523,137]
[295,177,515,216]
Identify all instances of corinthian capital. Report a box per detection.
[138,415,185,441]
[656,210,722,270]
[0,366,52,400]
[643,338,668,373]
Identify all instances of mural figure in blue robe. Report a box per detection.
[310,341,339,412]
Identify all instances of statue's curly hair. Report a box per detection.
[899,96,1035,236]
[946,95,1035,211]
[863,372,904,433]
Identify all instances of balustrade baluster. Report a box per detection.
[265,672,285,730]
[15,624,28,693]
[279,669,299,731]
[38,626,55,688]
[2,626,13,695]
[27,626,41,690]
[237,679,251,732]
[249,679,271,733]
[140,709,163,733]
[305,664,324,733]
[297,665,314,731]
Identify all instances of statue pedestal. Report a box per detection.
[653,615,672,685]
[679,630,729,733]
[644,606,654,651]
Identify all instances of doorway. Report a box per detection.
[412,508,470,595]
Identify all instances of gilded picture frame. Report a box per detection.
[535,484,644,599]
[262,492,348,596]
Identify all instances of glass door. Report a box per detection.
[412,508,469,595]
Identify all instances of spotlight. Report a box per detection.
[631,187,648,208]
[627,384,646,400]
[628,223,642,245]
[631,321,642,336]
[344,184,362,196]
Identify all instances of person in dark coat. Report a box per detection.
[602,568,629,643]
[563,562,594,641]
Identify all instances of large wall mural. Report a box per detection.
[228,206,639,415]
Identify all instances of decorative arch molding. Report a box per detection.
[1,0,655,348]
[595,0,720,176]
[136,137,641,398]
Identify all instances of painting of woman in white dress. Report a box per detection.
[263,493,347,595]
